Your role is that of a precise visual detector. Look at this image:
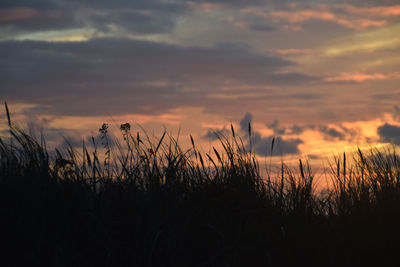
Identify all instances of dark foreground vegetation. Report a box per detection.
[1,117,400,266]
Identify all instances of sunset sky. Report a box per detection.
[1,0,400,165]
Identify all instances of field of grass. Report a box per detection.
[1,108,400,266]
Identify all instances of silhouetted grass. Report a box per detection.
[1,108,400,266]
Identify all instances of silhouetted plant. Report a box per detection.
[1,103,400,267]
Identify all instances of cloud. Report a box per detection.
[0,38,315,116]
[288,124,309,135]
[270,8,387,30]
[264,119,355,141]
[317,126,345,140]
[246,22,275,31]
[232,20,275,32]
[267,120,286,135]
[239,112,253,133]
[0,8,80,32]
[377,123,400,145]
[189,0,268,9]
[339,4,400,17]
[202,128,230,141]
[251,133,302,157]
[325,72,400,83]
[242,3,400,31]
[239,113,302,156]
[0,0,188,35]
[0,8,38,22]
[276,48,313,55]
[2,1,399,37]
[223,13,275,32]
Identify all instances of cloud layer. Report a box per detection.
[0,38,318,116]
[378,123,400,145]
[0,0,188,36]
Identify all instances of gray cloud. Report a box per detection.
[0,38,315,116]
[267,120,286,135]
[318,125,345,140]
[229,13,276,32]
[239,112,252,133]
[202,128,230,141]
[377,123,400,145]
[288,124,310,135]
[1,0,395,37]
[265,119,357,141]
[239,113,302,156]
[251,133,302,157]
[202,113,303,156]
[0,0,188,35]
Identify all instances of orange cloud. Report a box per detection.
[276,48,313,55]
[325,72,400,82]
[335,18,387,29]
[0,8,38,22]
[271,10,336,23]
[339,4,400,17]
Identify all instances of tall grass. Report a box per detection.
[1,109,400,266]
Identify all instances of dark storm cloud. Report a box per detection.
[239,113,302,156]
[0,38,316,116]
[377,123,400,145]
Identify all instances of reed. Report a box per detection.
[1,106,400,266]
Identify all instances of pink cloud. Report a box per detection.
[0,8,38,22]
[244,4,400,31]
[325,72,400,82]
[271,9,388,30]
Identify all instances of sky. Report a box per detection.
[1,0,400,167]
